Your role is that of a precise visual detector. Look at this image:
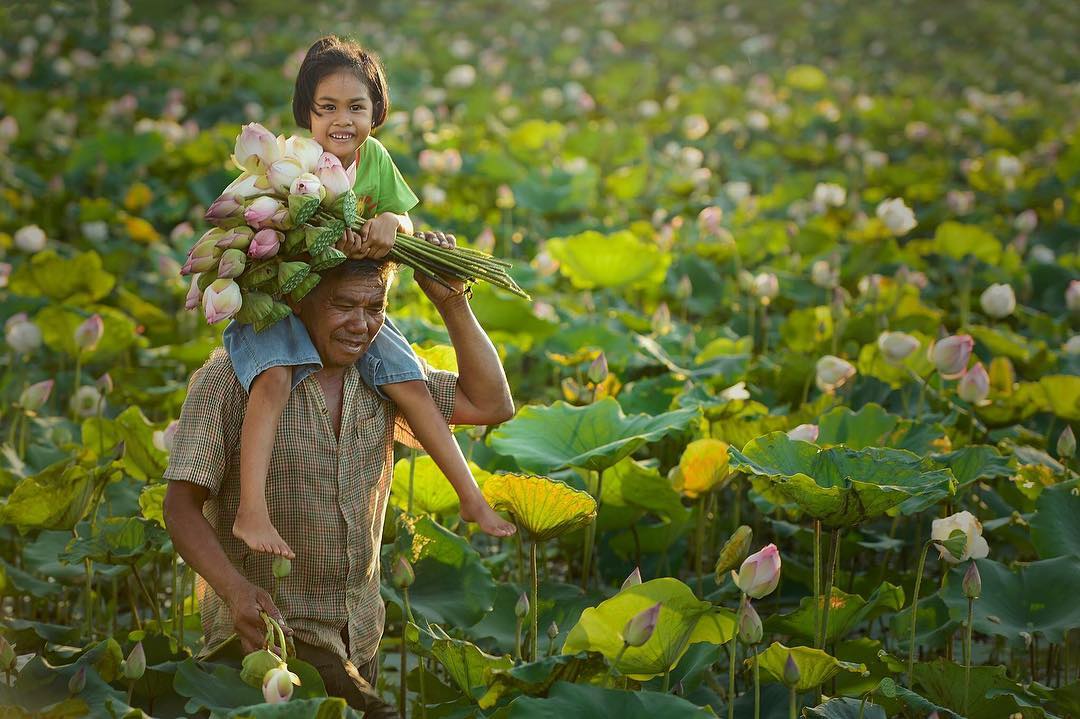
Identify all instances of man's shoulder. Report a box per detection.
[189,348,243,397]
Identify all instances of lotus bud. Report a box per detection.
[930,334,974,379]
[1014,209,1037,234]
[1058,426,1076,459]
[931,511,989,563]
[68,665,86,694]
[783,652,801,686]
[217,249,247,279]
[244,196,287,229]
[875,197,917,236]
[5,314,42,353]
[786,424,819,443]
[962,562,981,599]
[153,419,179,453]
[957,363,990,405]
[810,260,837,288]
[751,272,779,303]
[215,226,255,250]
[290,172,323,198]
[204,193,244,223]
[391,556,414,588]
[248,228,282,259]
[315,152,352,204]
[877,331,920,365]
[587,352,608,384]
[272,556,292,579]
[0,263,10,289]
[181,240,223,275]
[0,635,15,672]
[70,386,105,418]
[285,135,324,173]
[622,567,642,590]
[233,122,282,174]
[97,373,113,395]
[547,621,559,640]
[675,275,693,300]
[202,278,243,324]
[715,525,753,579]
[14,224,47,253]
[262,665,296,704]
[731,543,782,599]
[815,355,856,394]
[622,602,661,647]
[122,641,145,680]
[651,302,672,335]
[1067,281,1080,312]
[737,600,763,645]
[979,283,1016,319]
[515,592,530,619]
[19,379,54,412]
[240,649,282,689]
[185,275,202,310]
[268,157,305,196]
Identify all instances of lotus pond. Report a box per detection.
[1,1,1079,717]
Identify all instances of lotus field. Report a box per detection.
[2,1,1080,717]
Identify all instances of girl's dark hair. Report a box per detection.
[292,35,390,131]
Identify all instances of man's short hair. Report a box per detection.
[322,258,398,289]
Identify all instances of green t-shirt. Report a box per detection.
[350,136,420,220]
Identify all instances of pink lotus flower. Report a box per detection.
[787,424,819,443]
[731,543,781,599]
[74,314,104,353]
[232,122,282,174]
[202,278,242,324]
[262,666,298,704]
[315,152,351,204]
[248,228,282,259]
[957,362,990,405]
[285,135,324,173]
[19,379,54,411]
[220,171,272,200]
[289,172,323,198]
[930,334,974,379]
[621,567,642,590]
[268,157,305,196]
[815,355,856,394]
[244,196,288,229]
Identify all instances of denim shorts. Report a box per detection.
[222,313,424,400]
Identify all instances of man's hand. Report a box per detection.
[225,578,293,654]
[413,230,467,308]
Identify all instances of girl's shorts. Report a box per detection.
[222,313,424,401]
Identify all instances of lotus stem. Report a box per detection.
[132,565,163,629]
[399,618,407,718]
[906,540,933,686]
[662,666,671,694]
[789,685,797,719]
[753,645,761,719]
[695,494,707,598]
[964,596,974,714]
[531,541,539,663]
[407,447,417,515]
[813,520,821,648]
[84,557,94,641]
[515,617,523,662]
[580,470,602,590]
[604,642,629,687]
[728,593,745,719]
[817,528,840,650]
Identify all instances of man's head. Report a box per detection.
[291,259,397,369]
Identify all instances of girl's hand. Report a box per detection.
[359,214,399,259]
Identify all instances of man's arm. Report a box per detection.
[163,481,291,652]
[436,293,516,425]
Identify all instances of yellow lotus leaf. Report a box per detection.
[412,342,458,373]
[676,438,731,498]
[482,473,597,542]
[391,455,494,516]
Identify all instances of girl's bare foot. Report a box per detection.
[460,495,517,537]
[232,508,296,558]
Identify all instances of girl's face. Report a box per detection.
[309,69,375,169]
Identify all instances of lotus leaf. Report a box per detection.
[815,404,897,449]
[8,250,116,304]
[482,473,597,542]
[489,398,697,473]
[1,460,103,533]
[562,577,734,679]
[728,432,957,527]
[805,697,887,719]
[478,651,608,709]
[766,583,904,644]
[427,625,514,700]
[497,680,713,718]
[1030,482,1080,558]
[546,230,671,290]
[912,659,1052,719]
[390,455,492,516]
[755,642,867,692]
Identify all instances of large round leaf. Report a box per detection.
[728,432,957,527]
[561,577,734,679]
[755,643,867,692]
[482,473,597,542]
[489,398,698,473]
[390,455,492,516]
[499,680,713,718]
[546,230,671,290]
[1030,482,1080,558]
[806,698,887,719]
[1,459,103,533]
[766,583,905,644]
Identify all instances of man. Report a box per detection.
[162,232,514,715]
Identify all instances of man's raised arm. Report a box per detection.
[436,292,515,425]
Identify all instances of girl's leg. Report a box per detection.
[232,366,296,558]
[383,380,516,537]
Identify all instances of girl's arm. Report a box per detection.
[340,211,412,260]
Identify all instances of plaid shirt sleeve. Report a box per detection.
[163,350,244,496]
[393,358,458,449]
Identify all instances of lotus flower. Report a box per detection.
[232,122,282,174]
[181,240,223,275]
[957,362,990,405]
[815,355,856,393]
[812,182,846,210]
[122,641,146,680]
[737,600,763,645]
[5,314,42,354]
[19,380,53,411]
[751,272,779,302]
[290,172,323,198]
[877,331,920,364]
[315,152,352,204]
[1014,209,1037,234]
[244,196,288,229]
[217,249,247,279]
[980,283,1016,319]
[875,197,917,235]
[931,511,989,563]
[810,260,838,288]
[204,193,245,224]
[153,420,179,453]
[248,229,282,259]
[185,275,202,310]
[930,334,974,379]
[14,224,47,253]
[786,423,819,443]
[515,592,530,619]
[391,556,414,588]
[623,602,661,647]
[268,157,305,196]
[783,653,801,686]
[588,352,608,384]
[285,135,324,173]
[262,665,297,704]
[732,544,781,599]
[1066,281,1080,312]
[202,278,242,324]
[70,386,105,418]
[220,171,273,200]
[74,314,104,353]
[215,226,255,250]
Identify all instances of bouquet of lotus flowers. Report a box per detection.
[182,122,527,330]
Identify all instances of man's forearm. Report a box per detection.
[164,487,248,602]
[438,295,514,421]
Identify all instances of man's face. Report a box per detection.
[309,70,374,168]
[296,272,387,370]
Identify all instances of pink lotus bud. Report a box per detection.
[204,193,244,223]
[261,665,296,704]
[0,262,11,289]
[68,665,86,694]
[962,561,981,599]
[5,315,42,354]
[783,652,801,686]
[202,278,243,324]
[233,122,282,174]
[696,207,723,235]
[877,331,920,364]
[751,272,779,302]
[815,355,856,394]
[122,642,146,680]
[588,352,608,384]
[215,226,255,250]
[14,224,47,253]
[96,373,113,394]
[391,556,414,588]
[621,567,642,590]
[70,386,105,418]
[731,543,781,599]
[244,196,288,229]
[248,228,282,259]
[315,152,351,204]
[185,275,202,310]
[1014,209,1037,234]
[268,157,305,196]
[622,602,661,647]
[1066,280,1080,312]
[19,379,54,411]
[979,283,1016,319]
[875,197,917,236]
[930,334,974,379]
[181,241,223,275]
[290,172,323,198]
[957,362,990,405]
[74,314,104,353]
[515,592,530,619]
[1058,426,1076,459]
[220,171,272,200]
[786,424,819,443]
[153,419,179,453]
[285,135,324,173]
[217,249,247,279]
[737,600,763,645]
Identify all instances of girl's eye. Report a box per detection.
[351,105,363,111]
[322,105,334,112]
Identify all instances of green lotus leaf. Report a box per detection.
[427,625,514,700]
[805,697,887,719]
[1037,375,1080,420]
[1030,482,1080,558]
[390,455,492,516]
[224,698,353,718]
[600,456,686,520]
[482,473,597,542]
[932,221,1002,264]
[786,64,828,91]
[1,460,101,533]
[499,680,714,718]
[755,642,867,692]
[766,583,905,644]
[478,651,608,709]
[940,556,1080,647]
[815,404,898,449]
[8,250,115,304]
[37,304,140,363]
[728,432,957,527]
[83,406,167,481]
[562,577,734,679]
[489,398,697,473]
[410,342,458,373]
[469,581,594,654]
[546,230,671,290]
[61,516,169,564]
[969,324,1048,366]
[139,484,167,526]
[912,659,1051,719]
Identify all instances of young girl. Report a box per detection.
[225,35,515,558]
